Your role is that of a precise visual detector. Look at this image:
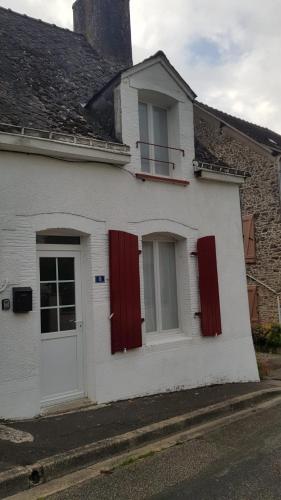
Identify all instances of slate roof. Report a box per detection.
[196,102,281,152]
[0,7,125,140]
[194,138,229,167]
[0,6,245,170]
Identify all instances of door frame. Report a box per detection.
[37,245,86,407]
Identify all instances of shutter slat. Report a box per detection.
[243,215,256,263]
[247,285,259,324]
[197,236,222,337]
[109,230,142,354]
[119,232,127,351]
[109,231,123,353]
[127,234,142,350]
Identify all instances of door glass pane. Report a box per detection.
[59,282,75,306]
[159,242,179,330]
[153,106,169,176]
[58,258,75,281]
[41,309,58,334]
[40,258,56,282]
[40,283,57,308]
[60,307,76,332]
[143,241,157,333]
[139,102,150,173]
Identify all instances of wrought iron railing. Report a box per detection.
[136,141,185,157]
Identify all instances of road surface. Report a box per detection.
[47,401,281,499]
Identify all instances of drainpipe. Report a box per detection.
[247,273,281,324]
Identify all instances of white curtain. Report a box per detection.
[142,241,157,333]
[153,106,169,176]
[138,102,150,173]
[159,242,179,330]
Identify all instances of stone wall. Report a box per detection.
[194,107,281,324]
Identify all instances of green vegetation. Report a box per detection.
[252,323,281,352]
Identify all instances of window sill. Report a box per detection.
[136,173,190,186]
[145,334,192,349]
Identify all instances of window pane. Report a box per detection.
[153,107,169,176]
[60,307,76,332]
[58,258,75,281]
[40,258,56,282]
[59,282,75,306]
[37,235,80,245]
[40,283,57,308]
[142,241,157,333]
[138,102,150,173]
[159,242,179,330]
[41,309,58,334]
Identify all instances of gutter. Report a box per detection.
[193,160,249,185]
[0,123,131,166]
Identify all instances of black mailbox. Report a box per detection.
[13,287,33,313]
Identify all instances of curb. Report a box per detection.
[1,387,281,499]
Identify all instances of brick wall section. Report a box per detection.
[194,108,281,323]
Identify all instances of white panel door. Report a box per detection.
[38,250,84,406]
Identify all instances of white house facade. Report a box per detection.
[0,1,259,419]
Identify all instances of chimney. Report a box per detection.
[73,0,133,69]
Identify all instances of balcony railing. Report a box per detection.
[140,156,175,170]
[136,141,185,157]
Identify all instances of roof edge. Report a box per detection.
[195,101,281,155]
[122,50,197,101]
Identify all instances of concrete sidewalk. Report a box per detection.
[256,351,281,380]
[2,381,281,498]
[0,381,275,474]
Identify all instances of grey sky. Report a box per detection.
[1,0,280,133]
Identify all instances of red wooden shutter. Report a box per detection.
[109,230,142,354]
[247,285,259,325]
[243,215,256,263]
[197,236,222,337]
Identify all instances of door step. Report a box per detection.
[41,398,96,418]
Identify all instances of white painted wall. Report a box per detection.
[0,59,259,418]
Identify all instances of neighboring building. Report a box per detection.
[0,1,258,419]
[194,103,281,325]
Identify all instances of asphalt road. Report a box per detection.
[49,401,281,500]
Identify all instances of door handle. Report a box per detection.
[70,320,83,327]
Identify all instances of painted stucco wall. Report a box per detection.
[194,107,281,323]
[0,62,259,419]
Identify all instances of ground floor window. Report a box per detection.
[143,238,179,334]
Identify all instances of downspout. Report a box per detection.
[247,273,281,324]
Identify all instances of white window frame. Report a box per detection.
[139,101,171,177]
[142,235,180,340]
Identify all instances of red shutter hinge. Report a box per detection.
[195,312,201,318]
[141,318,145,323]
[191,252,198,256]
[139,250,142,255]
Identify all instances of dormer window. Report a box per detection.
[138,102,170,176]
